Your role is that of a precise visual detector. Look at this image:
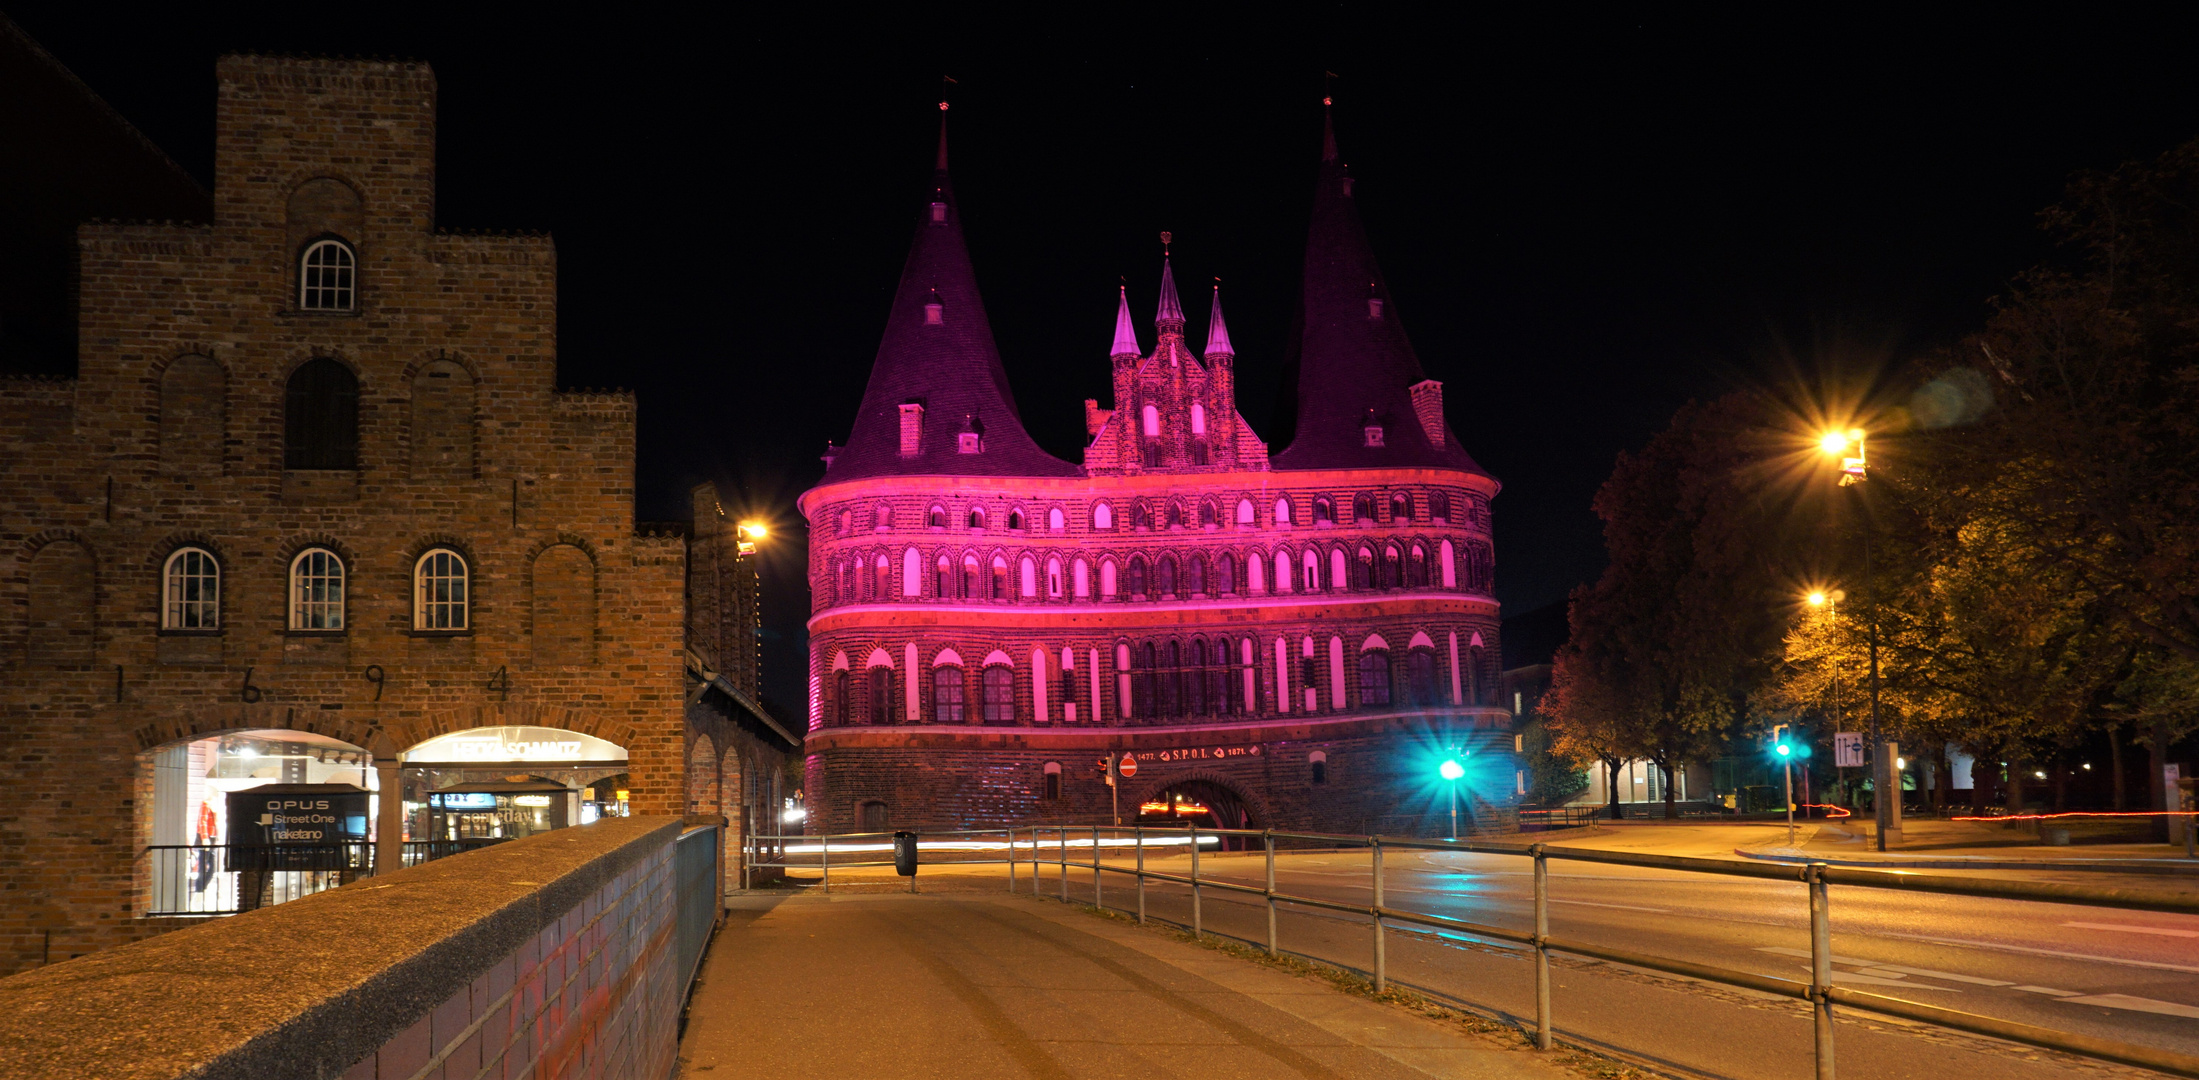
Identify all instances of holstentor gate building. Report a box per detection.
[799,111,1511,835]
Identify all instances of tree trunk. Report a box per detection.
[1971,750,1991,813]
[2052,757,2069,812]
[2108,724,2127,810]
[1659,757,1678,820]
[1604,758,1623,820]
[2007,759,2026,817]
[2149,718,2172,842]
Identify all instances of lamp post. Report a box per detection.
[1772,725,1796,847]
[1439,756,1466,838]
[1819,429,1894,851]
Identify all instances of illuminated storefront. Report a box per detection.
[146,730,381,915]
[398,727,630,847]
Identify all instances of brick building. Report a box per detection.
[0,54,785,976]
[799,112,1513,835]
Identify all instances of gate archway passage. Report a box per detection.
[1135,778,1261,849]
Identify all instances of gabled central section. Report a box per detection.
[1083,247,1268,474]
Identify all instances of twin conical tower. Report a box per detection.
[822,101,1486,482]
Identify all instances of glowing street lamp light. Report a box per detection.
[1437,755,1467,837]
[1817,424,1891,849]
[736,520,768,556]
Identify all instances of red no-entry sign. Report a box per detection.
[1118,754,1137,779]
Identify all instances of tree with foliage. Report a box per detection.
[1545,393,1795,818]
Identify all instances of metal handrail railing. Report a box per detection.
[749,824,2199,1078]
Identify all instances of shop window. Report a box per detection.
[163,547,221,631]
[288,548,345,631]
[413,548,469,631]
[934,666,966,724]
[982,665,1016,724]
[284,357,359,470]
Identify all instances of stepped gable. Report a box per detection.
[821,111,1077,481]
[1273,103,1487,476]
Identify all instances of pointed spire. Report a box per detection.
[825,110,1077,481]
[1110,285,1141,358]
[1321,95,1338,162]
[1156,257,1184,332]
[1274,96,1485,476]
[936,100,950,171]
[1205,281,1235,358]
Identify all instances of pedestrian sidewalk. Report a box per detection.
[677,892,1578,1079]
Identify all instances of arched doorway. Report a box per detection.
[1136,778,1261,849]
[401,726,630,852]
[142,729,377,915]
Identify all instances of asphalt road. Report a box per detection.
[1001,847,2199,1079]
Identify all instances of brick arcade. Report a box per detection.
[798,111,1515,836]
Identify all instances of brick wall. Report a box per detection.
[0,56,688,977]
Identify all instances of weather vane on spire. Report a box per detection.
[941,74,957,111]
[1160,230,1172,254]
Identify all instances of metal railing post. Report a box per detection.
[1135,825,1146,924]
[1810,863,1837,1079]
[1191,826,1203,939]
[1007,828,1017,893]
[1264,830,1278,957]
[1093,824,1103,908]
[1533,843,1552,1051]
[1059,827,1069,902]
[1371,836,1386,993]
[821,834,830,895]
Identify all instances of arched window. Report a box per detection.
[1383,545,1402,588]
[1390,492,1412,522]
[1408,545,1428,588]
[1233,499,1254,526]
[1314,497,1335,525]
[1303,549,1321,592]
[163,547,221,630]
[1043,762,1062,800]
[982,665,1016,724]
[1008,509,1025,530]
[284,357,358,470]
[1141,403,1161,437]
[838,509,851,535]
[1358,651,1392,707]
[1166,502,1184,529]
[1185,555,1206,595]
[1354,547,1375,590]
[1276,497,1293,526]
[1100,558,1118,598]
[873,503,892,529]
[991,556,1010,600]
[1135,642,1157,719]
[1352,493,1376,523]
[928,506,948,529]
[1185,639,1208,716]
[1094,502,1114,531]
[1310,751,1329,785]
[934,666,967,723]
[1440,540,1457,589]
[299,238,355,311]
[1019,555,1037,598]
[1049,507,1065,531]
[1430,490,1451,522]
[1406,649,1439,706]
[1248,551,1266,594]
[875,554,892,599]
[1190,402,1207,435]
[286,548,345,631]
[1215,552,1235,595]
[1155,556,1177,597]
[1198,501,1216,527]
[1207,639,1233,715]
[1131,501,1152,529]
[968,508,985,529]
[413,548,468,631]
[1047,557,1063,598]
[1073,557,1090,598]
[869,666,894,725]
[963,556,981,599]
[835,670,852,725]
[1127,556,1148,597]
[935,555,954,598]
[903,548,923,596]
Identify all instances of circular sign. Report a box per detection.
[1118,754,1137,779]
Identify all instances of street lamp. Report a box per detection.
[737,520,768,556]
[1818,427,1892,851]
[1438,756,1466,838]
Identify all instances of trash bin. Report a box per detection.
[893,830,918,877]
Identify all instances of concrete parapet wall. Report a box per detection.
[0,816,686,1080]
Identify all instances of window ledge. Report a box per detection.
[285,630,347,638]
[157,628,222,638]
[407,628,473,638]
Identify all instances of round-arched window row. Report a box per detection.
[819,488,1484,539]
[151,544,478,634]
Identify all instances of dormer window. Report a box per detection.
[924,292,944,325]
[930,201,947,223]
[1341,177,1355,197]
[1364,424,1385,447]
[958,431,982,453]
[300,238,355,311]
[1367,297,1384,319]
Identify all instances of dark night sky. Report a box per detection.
[11,6,2199,713]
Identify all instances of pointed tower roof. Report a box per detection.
[823,109,1078,481]
[1155,253,1184,331]
[1205,282,1235,358]
[1110,285,1141,358]
[1273,100,1486,475]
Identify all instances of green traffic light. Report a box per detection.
[1775,744,1792,758]
[1438,759,1465,781]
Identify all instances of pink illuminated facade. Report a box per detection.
[796,111,1512,835]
